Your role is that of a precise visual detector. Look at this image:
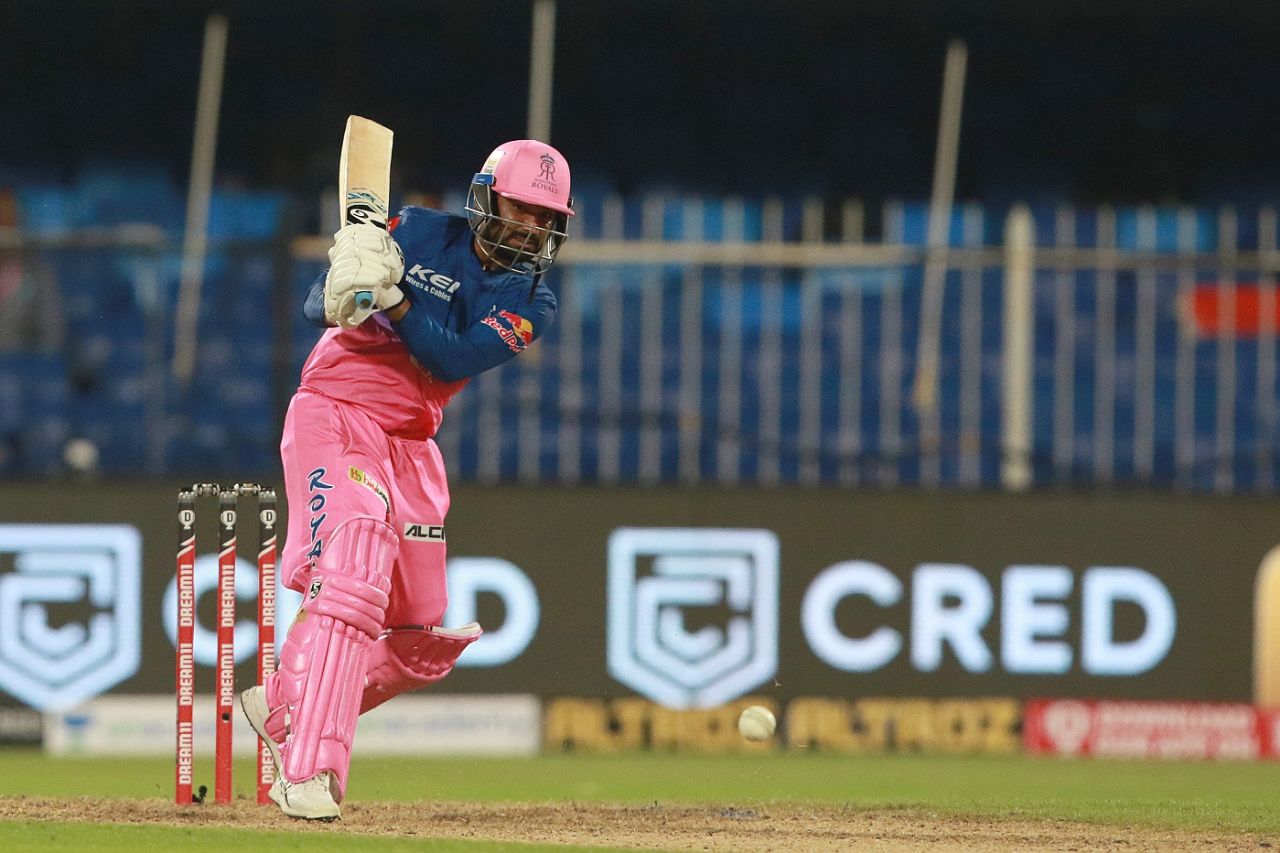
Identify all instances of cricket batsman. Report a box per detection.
[239,139,573,820]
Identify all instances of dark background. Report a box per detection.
[2,0,1279,210]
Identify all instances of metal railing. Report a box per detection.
[5,197,1279,493]
[390,198,1280,493]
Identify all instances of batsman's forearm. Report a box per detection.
[390,307,509,383]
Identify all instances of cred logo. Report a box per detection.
[0,525,142,711]
[607,528,779,709]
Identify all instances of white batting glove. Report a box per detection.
[374,281,407,312]
[324,223,405,328]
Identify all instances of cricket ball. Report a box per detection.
[737,705,776,742]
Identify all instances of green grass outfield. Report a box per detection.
[2,749,1280,849]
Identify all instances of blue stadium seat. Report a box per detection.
[0,353,72,475]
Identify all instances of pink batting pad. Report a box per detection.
[360,623,483,713]
[272,516,396,799]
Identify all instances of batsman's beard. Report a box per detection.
[479,220,546,270]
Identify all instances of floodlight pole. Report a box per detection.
[173,13,228,385]
[527,0,557,142]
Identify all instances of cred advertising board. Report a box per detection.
[0,484,1275,708]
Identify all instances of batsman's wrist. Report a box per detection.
[385,298,411,322]
[376,283,408,314]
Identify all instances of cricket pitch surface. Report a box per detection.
[1,796,1273,851]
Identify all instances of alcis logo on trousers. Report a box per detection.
[404,523,446,542]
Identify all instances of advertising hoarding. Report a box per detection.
[0,483,1275,708]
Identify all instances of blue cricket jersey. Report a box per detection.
[299,206,557,438]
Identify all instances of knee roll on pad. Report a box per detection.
[360,622,483,714]
[273,516,397,799]
[306,573,389,639]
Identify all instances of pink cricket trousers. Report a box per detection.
[279,389,451,630]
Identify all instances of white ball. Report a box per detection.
[737,705,776,742]
[63,438,99,472]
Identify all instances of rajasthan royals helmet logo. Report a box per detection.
[538,153,556,182]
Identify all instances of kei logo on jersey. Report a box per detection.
[404,264,462,302]
[482,309,535,353]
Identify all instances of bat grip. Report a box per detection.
[354,290,374,310]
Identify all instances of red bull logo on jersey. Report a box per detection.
[499,311,535,345]
[482,310,535,353]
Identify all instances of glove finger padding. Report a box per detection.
[323,223,405,327]
[326,289,363,329]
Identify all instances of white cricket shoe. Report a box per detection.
[237,686,283,775]
[269,771,341,821]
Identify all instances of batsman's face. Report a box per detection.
[468,185,568,275]
[491,195,557,253]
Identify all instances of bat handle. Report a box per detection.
[354,290,374,310]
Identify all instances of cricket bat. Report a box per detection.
[338,115,395,313]
[1255,545,1280,706]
